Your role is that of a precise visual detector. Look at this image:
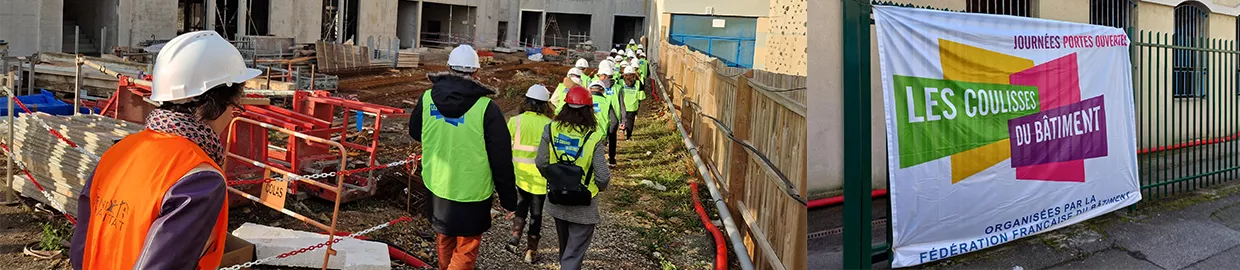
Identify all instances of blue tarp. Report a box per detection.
[0,89,97,116]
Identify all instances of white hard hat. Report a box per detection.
[575,58,589,68]
[630,58,640,66]
[610,48,618,54]
[626,50,636,58]
[623,66,636,75]
[637,49,645,55]
[638,44,644,49]
[525,84,551,101]
[567,67,583,77]
[598,62,615,76]
[448,44,480,72]
[151,31,261,102]
[629,39,636,44]
[588,80,606,90]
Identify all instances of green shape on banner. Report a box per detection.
[892,75,1041,168]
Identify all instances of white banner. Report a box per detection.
[874,6,1142,267]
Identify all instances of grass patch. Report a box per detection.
[605,99,707,269]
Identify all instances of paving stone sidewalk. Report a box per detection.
[811,181,1240,270]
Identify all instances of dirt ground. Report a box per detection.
[0,50,726,269]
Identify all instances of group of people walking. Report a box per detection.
[67,29,651,270]
[416,41,650,270]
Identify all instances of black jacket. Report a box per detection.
[409,71,517,236]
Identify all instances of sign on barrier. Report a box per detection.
[874,6,1141,267]
[261,179,289,209]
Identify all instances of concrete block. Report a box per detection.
[232,223,391,270]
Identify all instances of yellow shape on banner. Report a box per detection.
[937,39,1033,183]
[939,39,1034,84]
[951,139,1012,183]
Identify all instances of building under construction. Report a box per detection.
[0,0,649,57]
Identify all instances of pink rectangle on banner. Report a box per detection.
[1009,53,1086,182]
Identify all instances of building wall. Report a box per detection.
[118,0,176,47]
[809,0,836,198]
[358,0,400,43]
[663,0,769,17]
[503,0,646,49]
[0,0,46,56]
[270,0,324,43]
[1037,0,1089,23]
[39,0,63,53]
[647,0,770,64]
[762,0,806,75]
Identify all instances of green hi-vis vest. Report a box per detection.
[550,122,604,197]
[620,80,645,112]
[601,81,622,115]
[508,112,553,194]
[638,59,649,81]
[553,83,568,113]
[581,74,594,89]
[421,90,494,202]
[592,94,616,130]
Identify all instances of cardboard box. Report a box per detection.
[219,234,256,270]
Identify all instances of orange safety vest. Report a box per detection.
[80,129,228,270]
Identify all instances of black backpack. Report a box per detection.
[542,129,597,206]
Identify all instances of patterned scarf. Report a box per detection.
[145,109,224,163]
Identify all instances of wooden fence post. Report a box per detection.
[727,71,753,209]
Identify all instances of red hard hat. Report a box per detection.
[564,86,593,106]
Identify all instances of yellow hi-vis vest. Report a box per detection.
[620,80,645,112]
[508,112,553,194]
[553,83,569,113]
[550,122,604,197]
[421,90,494,202]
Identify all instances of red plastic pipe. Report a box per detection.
[321,231,430,268]
[1138,132,1240,154]
[690,182,728,270]
[807,189,888,210]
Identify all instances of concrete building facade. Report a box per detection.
[0,0,322,57]
[370,0,647,50]
[816,0,1240,198]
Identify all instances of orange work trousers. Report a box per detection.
[436,234,482,270]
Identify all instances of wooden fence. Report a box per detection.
[657,42,807,270]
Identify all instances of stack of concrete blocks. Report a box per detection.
[232,222,391,270]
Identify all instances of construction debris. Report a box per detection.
[233,222,391,270]
[315,41,372,71]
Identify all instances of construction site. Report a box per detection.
[0,0,808,269]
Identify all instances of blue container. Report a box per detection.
[0,89,96,116]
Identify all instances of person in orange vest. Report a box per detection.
[506,84,555,263]
[70,30,261,270]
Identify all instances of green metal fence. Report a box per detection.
[841,1,1240,269]
[1133,31,1240,199]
